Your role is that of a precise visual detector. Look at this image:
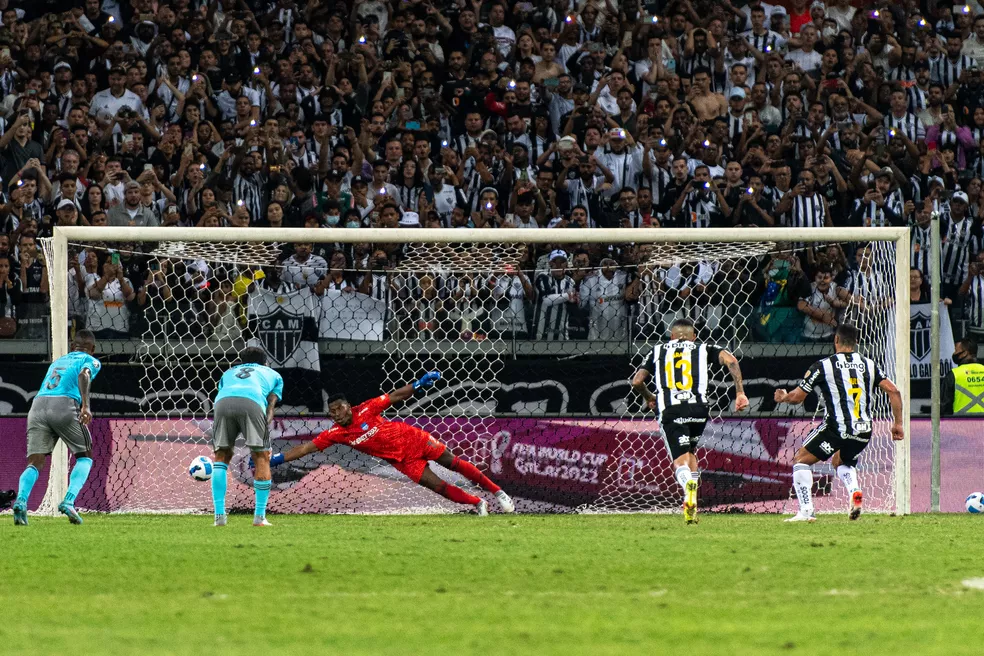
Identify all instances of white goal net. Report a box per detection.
[38,227,910,515]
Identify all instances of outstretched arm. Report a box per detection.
[278,441,319,464]
[631,368,657,409]
[390,371,442,404]
[879,378,904,440]
[78,369,92,425]
[718,350,748,411]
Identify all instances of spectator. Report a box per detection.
[534,250,577,341]
[283,242,328,290]
[797,265,846,342]
[85,253,135,339]
[0,255,20,338]
[107,181,159,227]
[580,258,628,340]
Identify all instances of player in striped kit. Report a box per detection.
[774,324,904,522]
[631,319,749,524]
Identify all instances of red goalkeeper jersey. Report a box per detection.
[312,394,418,461]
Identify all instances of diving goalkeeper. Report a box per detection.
[271,372,515,515]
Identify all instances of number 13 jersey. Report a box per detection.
[640,340,723,413]
[799,352,889,436]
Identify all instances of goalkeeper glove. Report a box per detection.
[249,454,285,468]
[413,371,442,390]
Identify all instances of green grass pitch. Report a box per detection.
[3,514,983,655]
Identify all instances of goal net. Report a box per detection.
[37,227,910,515]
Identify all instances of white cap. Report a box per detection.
[56,199,77,211]
[398,211,420,226]
[953,191,970,203]
[549,249,568,262]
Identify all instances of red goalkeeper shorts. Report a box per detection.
[386,428,447,483]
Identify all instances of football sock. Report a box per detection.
[674,465,692,491]
[435,481,481,506]
[63,458,92,505]
[792,464,814,515]
[16,465,39,507]
[254,479,272,518]
[450,457,501,493]
[836,465,860,494]
[211,462,228,516]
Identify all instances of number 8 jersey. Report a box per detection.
[640,340,723,413]
[214,363,284,413]
[799,352,889,436]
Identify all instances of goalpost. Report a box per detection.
[39,226,910,516]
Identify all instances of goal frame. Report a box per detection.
[43,226,911,515]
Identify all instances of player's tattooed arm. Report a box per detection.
[630,368,657,407]
[878,378,905,440]
[78,369,92,426]
[719,350,749,411]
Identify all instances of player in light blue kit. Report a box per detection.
[13,330,101,525]
[211,347,283,527]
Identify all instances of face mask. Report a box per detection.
[346,221,361,229]
[822,27,837,39]
[325,214,340,226]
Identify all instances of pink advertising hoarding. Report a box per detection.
[1,418,980,513]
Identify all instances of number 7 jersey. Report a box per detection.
[798,352,889,436]
[640,340,723,413]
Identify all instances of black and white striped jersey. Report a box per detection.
[781,192,827,228]
[798,351,889,436]
[640,340,724,413]
[964,274,984,332]
[882,112,926,143]
[940,211,980,284]
[911,222,933,277]
[930,54,975,87]
[534,272,576,341]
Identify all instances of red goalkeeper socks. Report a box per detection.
[450,457,501,493]
[435,481,481,506]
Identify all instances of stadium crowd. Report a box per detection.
[0,0,983,345]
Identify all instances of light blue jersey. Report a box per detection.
[214,364,284,412]
[36,351,102,404]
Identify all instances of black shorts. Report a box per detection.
[659,403,710,460]
[802,424,872,466]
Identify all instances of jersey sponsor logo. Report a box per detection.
[819,441,834,455]
[257,306,304,364]
[672,416,706,425]
[351,426,379,446]
[361,422,369,430]
[673,391,695,401]
[836,361,867,372]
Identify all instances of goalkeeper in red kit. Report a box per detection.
[271,371,515,515]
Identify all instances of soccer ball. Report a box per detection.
[966,492,984,514]
[188,456,214,482]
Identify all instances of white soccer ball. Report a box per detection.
[966,492,984,514]
[189,456,214,482]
